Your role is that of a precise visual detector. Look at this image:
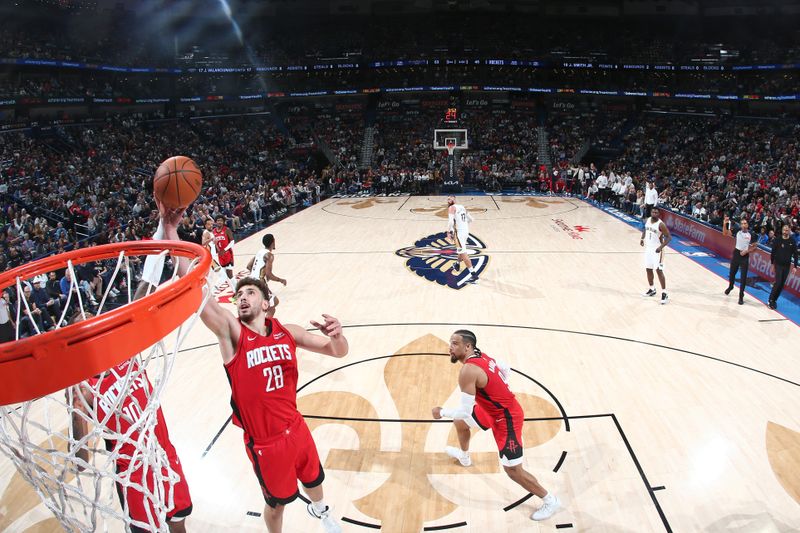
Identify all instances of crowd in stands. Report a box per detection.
[372,106,442,188]
[459,109,540,190]
[0,116,323,276]
[1,103,798,296]
[612,114,800,236]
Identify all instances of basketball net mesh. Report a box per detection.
[0,249,211,532]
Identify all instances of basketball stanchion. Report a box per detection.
[0,241,211,532]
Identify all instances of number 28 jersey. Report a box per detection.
[225,318,299,443]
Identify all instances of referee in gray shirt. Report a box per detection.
[725,218,758,305]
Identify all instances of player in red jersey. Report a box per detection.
[432,329,561,521]
[213,215,235,288]
[70,312,193,533]
[157,202,348,533]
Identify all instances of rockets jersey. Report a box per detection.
[225,317,299,443]
[213,226,233,265]
[644,218,663,250]
[465,352,522,420]
[87,360,178,470]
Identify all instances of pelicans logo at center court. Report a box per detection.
[396,232,488,289]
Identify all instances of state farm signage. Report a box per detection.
[660,209,800,298]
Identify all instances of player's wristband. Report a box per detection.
[440,392,476,420]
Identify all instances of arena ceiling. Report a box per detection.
[15,0,800,16]
[197,0,800,16]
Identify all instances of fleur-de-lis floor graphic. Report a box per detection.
[766,421,800,506]
[500,197,565,208]
[338,199,400,209]
[298,334,563,532]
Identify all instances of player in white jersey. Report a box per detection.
[201,218,226,289]
[246,234,286,317]
[446,196,478,282]
[640,207,672,304]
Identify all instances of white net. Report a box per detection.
[0,247,210,532]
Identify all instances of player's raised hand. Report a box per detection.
[310,314,342,338]
[155,197,185,231]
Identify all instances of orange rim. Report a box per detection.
[0,241,211,405]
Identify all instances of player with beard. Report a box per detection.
[157,201,347,533]
[640,207,672,304]
[432,329,560,521]
[446,196,477,282]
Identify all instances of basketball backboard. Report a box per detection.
[433,129,468,154]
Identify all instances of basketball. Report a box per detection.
[153,156,203,208]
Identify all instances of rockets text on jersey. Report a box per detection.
[225,318,300,442]
[87,360,177,469]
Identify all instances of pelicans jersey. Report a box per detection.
[450,204,473,254]
[203,229,220,265]
[453,204,471,232]
[250,249,271,280]
[225,318,324,506]
[644,217,663,250]
[465,352,525,466]
[643,218,665,270]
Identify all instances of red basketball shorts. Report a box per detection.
[116,452,192,530]
[243,416,325,507]
[218,250,234,268]
[469,403,525,467]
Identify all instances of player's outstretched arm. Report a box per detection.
[285,314,348,358]
[156,200,239,350]
[432,365,479,420]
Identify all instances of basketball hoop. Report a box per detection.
[0,241,212,532]
[446,140,457,157]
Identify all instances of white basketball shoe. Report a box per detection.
[445,446,472,467]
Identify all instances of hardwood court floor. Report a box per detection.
[2,196,799,532]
